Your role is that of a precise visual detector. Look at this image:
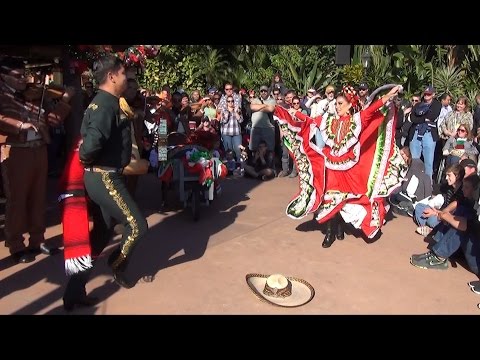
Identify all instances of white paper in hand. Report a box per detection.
[428,194,444,209]
[406,175,419,198]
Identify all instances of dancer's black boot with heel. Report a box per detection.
[322,218,337,248]
[336,213,345,240]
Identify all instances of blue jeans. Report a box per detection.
[409,129,435,181]
[433,226,480,275]
[222,134,242,162]
[414,203,440,228]
[314,127,325,150]
[445,154,461,167]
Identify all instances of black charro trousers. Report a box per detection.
[84,170,148,271]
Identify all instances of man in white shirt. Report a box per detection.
[316,85,337,118]
[437,93,452,133]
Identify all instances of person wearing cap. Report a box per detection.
[200,95,217,123]
[314,85,337,118]
[408,85,442,183]
[300,88,317,115]
[207,86,217,96]
[357,83,369,109]
[304,92,323,119]
[249,85,276,157]
[460,158,478,177]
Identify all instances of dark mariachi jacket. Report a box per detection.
[80,90,132,168]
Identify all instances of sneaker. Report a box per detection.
[288,171,298,178]
[410,251,433,262]
[416,226,432,237]
[277,170,289,178]
[468,280,480,289]
[410,251,448,270]
[468,281,480,295]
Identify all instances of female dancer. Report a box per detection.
[269,85,407,247]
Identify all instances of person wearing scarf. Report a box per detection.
[61,54,149,311]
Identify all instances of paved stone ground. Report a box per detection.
[0,173,479,314]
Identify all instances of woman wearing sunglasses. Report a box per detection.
[442,124,478,167]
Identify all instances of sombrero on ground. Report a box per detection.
[245,273,315,308]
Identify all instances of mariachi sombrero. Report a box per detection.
[245,273,315,308]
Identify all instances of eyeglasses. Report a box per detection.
[214,98,220,100]
[225,87,233,91]
[260,90,268,93]
[226,100,234,103]
[293,102,300,105]
[326,91,334,95]
[457,129,467,133]
[411,99,420,103]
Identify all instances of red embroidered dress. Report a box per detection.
[274,99,407,238]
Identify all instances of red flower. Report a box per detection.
[130,54,139,63]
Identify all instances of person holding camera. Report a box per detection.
[243,140,275,180]
[196,116,216,134]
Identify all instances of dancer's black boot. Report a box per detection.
[336,214,345,240]
[322,218,336,248]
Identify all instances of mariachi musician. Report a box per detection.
[0,56,72,264]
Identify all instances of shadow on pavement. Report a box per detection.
[124,174,253,287]
[0,173,263,314]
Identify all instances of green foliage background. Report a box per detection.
[137,45,480,104]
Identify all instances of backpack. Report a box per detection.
[414,102,432,117]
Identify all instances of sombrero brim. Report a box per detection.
[245,273,315,308]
